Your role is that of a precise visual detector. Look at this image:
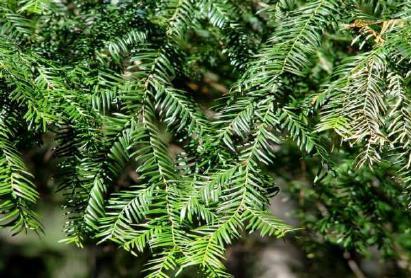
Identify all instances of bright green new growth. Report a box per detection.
[0,0,410,277]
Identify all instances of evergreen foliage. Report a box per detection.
[0,0,410,276]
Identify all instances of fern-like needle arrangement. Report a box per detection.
[0,0,410,277]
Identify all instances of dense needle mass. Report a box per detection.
[0,0,410,277]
